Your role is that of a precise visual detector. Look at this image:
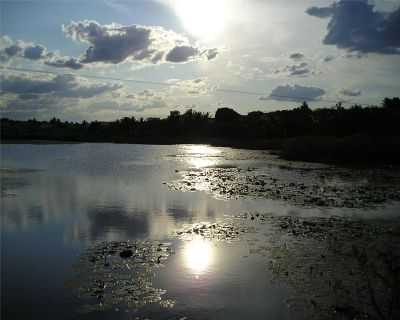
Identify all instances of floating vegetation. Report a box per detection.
[167,165,400,208]
[71,240,174,313]
[71,212,400,319]
[236,214,400,320]
[176,221,254,242]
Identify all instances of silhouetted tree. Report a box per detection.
[1,99,399,151]
[215,108,241,123]
[383,97,400,109]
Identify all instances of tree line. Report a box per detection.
[1,98,400,152]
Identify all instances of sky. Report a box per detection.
[0,0,400,121]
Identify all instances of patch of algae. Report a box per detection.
[70,240,174,313]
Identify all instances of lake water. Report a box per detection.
[1,143,399,319]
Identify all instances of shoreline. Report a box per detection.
[2,136,400,166]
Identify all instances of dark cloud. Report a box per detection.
[165,45,199,63]
[64,21,153,64]
[63,20,217,65]
[4,44,22,57]
[23,45,47,60]
[137,89,155,98]
[306,6,335,18]
[275,62,311,76]
[306,0,400,54]
[204,48,219,60]
[340,88,362,96]
[344,51,366,58]
[0,92,75,120]
[267,84,326,101]
[289,52,305,60]
[0,74,126,120]
[287,62,310,76]
[0,36,82,69]
[0,74,121,98]
[19,93,40,100]
[1,20,218,69]
[1,40,49,61]
[323,55,335,62]
[44,57,83,70]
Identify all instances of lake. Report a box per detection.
[1,143,400,319]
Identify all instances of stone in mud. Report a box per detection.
[119,249,133,258]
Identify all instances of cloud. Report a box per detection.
[289,52,305,60]
[0,73,121,98]
[132,99,167,113]
[0,93,69,119]
[88,98,167,113]
[286,62,311,76]
[266,84,326,101]
[0,72,172,120]
[4,45,22,57]
[306,0,400,54]
[0,36,83,69]
[44,57,84,70]
[136,89,155,98]
[167,78,212,96]
[1,20,218,70]
[323,55,335,62]
[63,20,218,65]
[306,6,335,18]
[205,48,219,60]
[339,88,362,96]
[23,45,48,60]
[275,62,311,77]
[165,45,199,63]
[0,37,51,61]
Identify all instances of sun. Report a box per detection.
[174,0,228,41]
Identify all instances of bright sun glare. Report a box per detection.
[174,0,228,40]
[184,145,221,168]
[183,237,214,275]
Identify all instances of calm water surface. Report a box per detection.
[1,143,399,319]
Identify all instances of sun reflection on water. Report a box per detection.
[183,237,214,276]
[184,145,221,156]
[184,145,221,169]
